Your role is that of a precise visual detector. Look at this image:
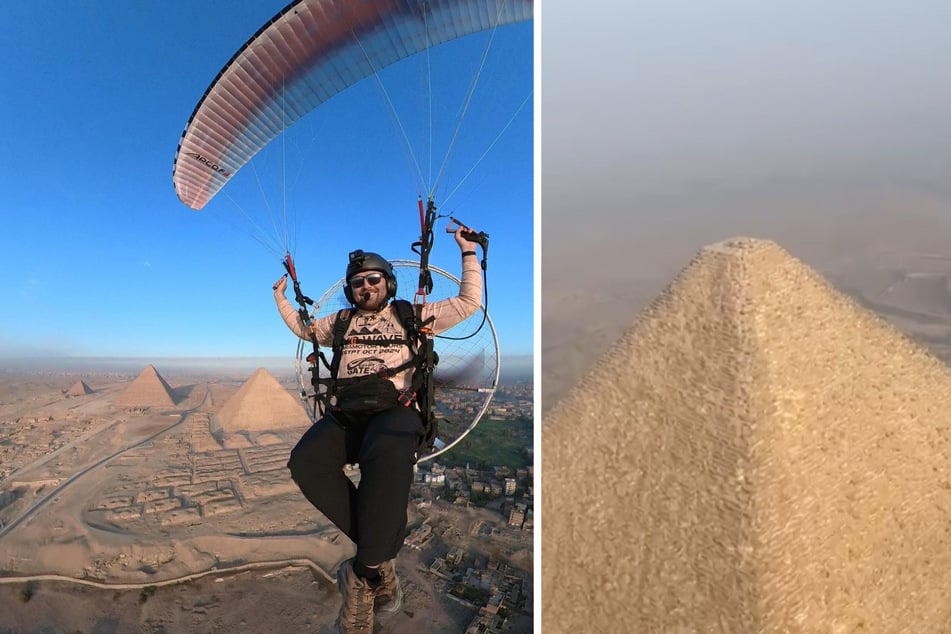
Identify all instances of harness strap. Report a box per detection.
[325,308,353,407]
[328,299,438,456]
[283,253,335,418]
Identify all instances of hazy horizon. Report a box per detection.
[542,0,951,411]
[0,353,534,383]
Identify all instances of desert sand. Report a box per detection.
[542,236,951,632]
[0,365,531,632]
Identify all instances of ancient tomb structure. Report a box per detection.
[67,380,93,396]
[215,367,312,432]
[115,364,176,408]
[543,237,951,632]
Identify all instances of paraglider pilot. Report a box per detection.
[273,225,481,633]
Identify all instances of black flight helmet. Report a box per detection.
[344,249,397,304]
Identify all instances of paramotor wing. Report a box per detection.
[172,0,533,211]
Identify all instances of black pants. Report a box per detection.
[287,406,423,567]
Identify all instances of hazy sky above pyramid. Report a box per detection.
[544,0,951,237]
[542,0,951,411]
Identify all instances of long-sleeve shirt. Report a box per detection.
[275,254,482,390]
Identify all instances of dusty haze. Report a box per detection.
[542,1,951,412]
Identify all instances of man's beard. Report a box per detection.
[357,291,386,311]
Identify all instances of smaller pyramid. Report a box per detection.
[116,364,176,408]
[67,380,93,396]
[215,368,312,432]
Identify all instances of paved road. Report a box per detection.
[0,558,332,589]
[0,388,218,541]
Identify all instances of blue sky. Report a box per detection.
[1,3,534,360]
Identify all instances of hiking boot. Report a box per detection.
[335,560,376,634]
[374,559,403,616]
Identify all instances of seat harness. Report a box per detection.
[283,196,487,459]
[326,299,439,455]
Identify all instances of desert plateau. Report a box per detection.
[0,363,533,633]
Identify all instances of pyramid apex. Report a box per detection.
[700,235,780,253]
[543,236,951,632]
[67,380,93,396]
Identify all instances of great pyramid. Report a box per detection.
[115,364,176,408]
[542,237,951,633]
[66,380,93,396]
[215,368,312,432]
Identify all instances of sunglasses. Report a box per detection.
[348,273,384,289]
